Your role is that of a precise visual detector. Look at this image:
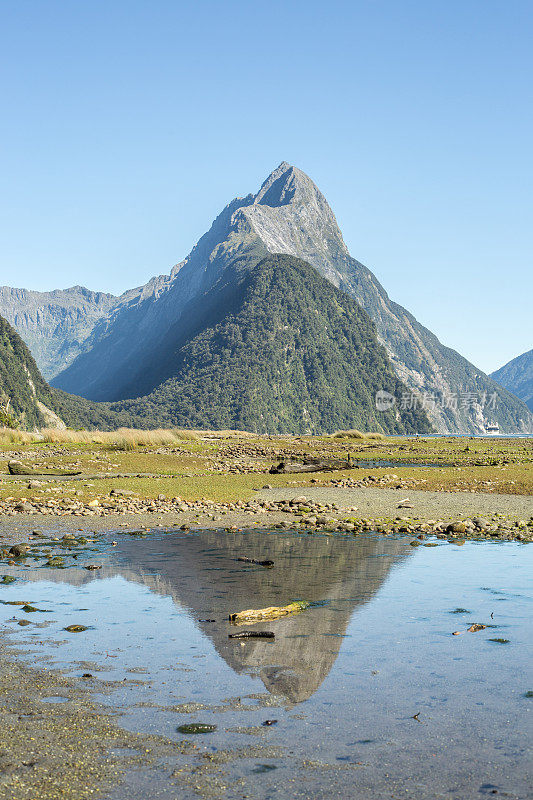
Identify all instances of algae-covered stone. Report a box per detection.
[9,544,30,557]
[177,723,217,735]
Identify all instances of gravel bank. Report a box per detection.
[256,486,533,519]
[0,487,531,548]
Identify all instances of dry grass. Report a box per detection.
[0,428,35,445]
[39,427,200,447]
[331,429,385,440]
[40,428,94,444]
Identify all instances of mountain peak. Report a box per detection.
[253,161,297,207]
[234,162,350,275]
[254,161,330,207]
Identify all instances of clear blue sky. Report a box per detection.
[1,0,531,373]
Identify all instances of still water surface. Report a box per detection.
[1,530,531,799]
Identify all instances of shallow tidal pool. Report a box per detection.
[1,529,531,799]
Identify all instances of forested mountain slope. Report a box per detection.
[107,255,433,435]
[0,314,134,430]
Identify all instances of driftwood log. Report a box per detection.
[269,458,352,475]
[8,460,81,477]
[229,601,310,624]
[237,557,274,567]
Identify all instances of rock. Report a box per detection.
[447,522,466,534]
[177,723,217,735]
[9,543,30,557]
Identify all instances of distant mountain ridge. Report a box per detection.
[491,349,533,412]
[0,285,116,379]
[3,162,532,434]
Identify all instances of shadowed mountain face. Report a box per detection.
[47,162,532,434]
[13,531,409,704]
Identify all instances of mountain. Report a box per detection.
[106,254,433,434]
[0,275,177,381]
[491,349,533,412]
[0,314,134,430]
[6,162,532,434]
[0,285,116,379]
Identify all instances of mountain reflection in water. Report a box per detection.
[13,530,410,704]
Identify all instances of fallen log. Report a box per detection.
[229,600,310,624]
[228,631,275,639]
[8,460,82,477]
[269,458,352,474]
[237,557,274,567]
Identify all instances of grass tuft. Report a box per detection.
[0,428,34,445]
[331,429,385,440]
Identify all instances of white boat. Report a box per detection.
[485,422,500,435]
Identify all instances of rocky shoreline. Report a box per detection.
[0,486,531,549]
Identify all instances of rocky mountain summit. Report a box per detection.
[4,163,532,434]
